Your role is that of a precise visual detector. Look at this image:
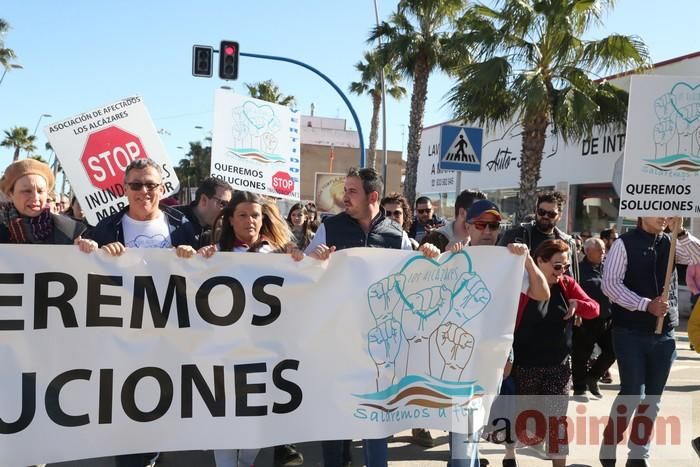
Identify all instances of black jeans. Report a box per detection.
[571,317,615,391]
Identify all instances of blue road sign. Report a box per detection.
[438,125,483,171]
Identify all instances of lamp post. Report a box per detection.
[33,113,52,136]
[0,64,23,86]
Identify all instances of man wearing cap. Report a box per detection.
[450,199,549,467]
[437,189,486,250]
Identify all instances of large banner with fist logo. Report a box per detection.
[0,245,523,466]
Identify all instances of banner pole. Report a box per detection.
[655,217,680,335]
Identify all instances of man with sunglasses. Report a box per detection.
[409,196,445,242]
[437,189,486,250]
[174,176,232,247]
[499,190,580,281]
[90,158,198,257]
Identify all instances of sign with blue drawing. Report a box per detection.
[438,125,483,171]
[619,76,700,217]
[211,89,301,200]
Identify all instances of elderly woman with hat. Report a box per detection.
[0,159,90,247]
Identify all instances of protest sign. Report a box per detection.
[0,245,523,466]
[314,172,345,214]
[211,90,301,200]
[619,75,700,217]
[44,97,179,226]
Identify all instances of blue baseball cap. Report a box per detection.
[466,199,502,221]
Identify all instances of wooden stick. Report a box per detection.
[655,217,680,335]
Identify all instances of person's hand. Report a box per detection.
[563,298,578,320]
[101,242,126,256]
[418,242,440,259]
[198,244,217,258]
[450,242,465,253]
[75,236,98,254]
[647,296,669,317]
[175,245,197,258]
[285,242,305,262]
[507,243,529,256]
[308,243,335,260]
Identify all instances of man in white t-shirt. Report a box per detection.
[89,158,198,257]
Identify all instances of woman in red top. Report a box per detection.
[511,239,599,467]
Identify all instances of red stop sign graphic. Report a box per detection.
[81,126,147,190]
[271,171,294,196]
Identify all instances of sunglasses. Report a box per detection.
[210,196,229,209]
[537,207,559,219]
[416,208,432,215]
[387,210,403,217]
[552,262,571,272]
[469,221,500,231]
[125,182,161,192]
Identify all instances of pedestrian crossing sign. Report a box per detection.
[438,125,483,171]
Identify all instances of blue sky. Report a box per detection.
[1,0,699,179]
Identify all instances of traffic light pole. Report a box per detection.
[240,52,366,168]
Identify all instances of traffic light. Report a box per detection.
[219,40,239,80]
[192,45,213,77]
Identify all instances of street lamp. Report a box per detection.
[0,64,23,86]
[33,113,52,136]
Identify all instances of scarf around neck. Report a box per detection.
[0,202,54,243]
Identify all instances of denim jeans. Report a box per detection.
[600,327,676,460]
[322,438,387,467]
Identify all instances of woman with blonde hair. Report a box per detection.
[199,191,303,467]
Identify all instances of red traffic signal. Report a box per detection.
[219,40,239,80]
[192,45,213,78]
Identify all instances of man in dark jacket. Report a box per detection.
[571,237,615,401]
[305,167,435,467]
[90,158,198,254]
[173,177,232,247]
[498,190,579,281]
[408,195,445,242]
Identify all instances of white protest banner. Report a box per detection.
[211,90,301,199]
[619,75,700,217]
[0,245,523,467]
[44,97,179,226]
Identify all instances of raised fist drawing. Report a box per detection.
[368,318,402,390]
[448,272,491,327]
[434,322,475,380]
[367,274,406,324]
[402,285,452,342]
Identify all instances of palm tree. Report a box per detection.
[1,126,37,162]
[174,141,211,188]
[448,0,649,221]
[245,80,295,107]
[350,50,407,169]
[370,0,468,206]
[0,19,18,70]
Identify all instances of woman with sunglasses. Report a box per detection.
[381,192,419,250]
[510,239,599,467]
[199,191,304,467]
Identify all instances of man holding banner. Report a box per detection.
[599,217,700,466]
[305,167,438,467]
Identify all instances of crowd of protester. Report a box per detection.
[1,157,700,467]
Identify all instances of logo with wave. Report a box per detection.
[354,251,490,419]
[226,147,287,164]
[649,81,700,174]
